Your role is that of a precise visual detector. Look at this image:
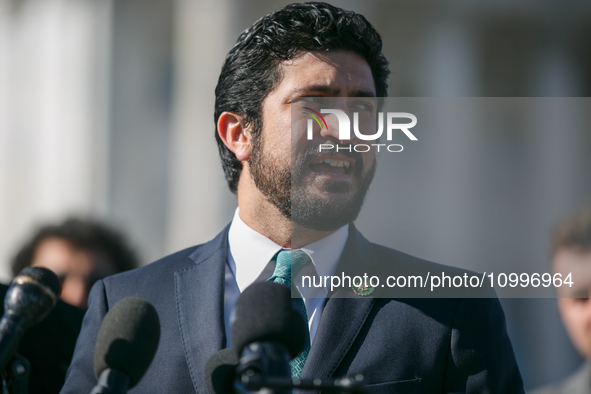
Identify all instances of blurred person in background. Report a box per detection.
[0,217,139,392]
[533,203,591,394]
[10,217,139,309]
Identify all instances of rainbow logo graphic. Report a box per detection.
[303,107,328,131]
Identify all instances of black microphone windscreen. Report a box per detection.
[230,282,307,359]
[94,297,160,388]
[5,267,62,328]
[17,267,61,297]
[204,348,238,394]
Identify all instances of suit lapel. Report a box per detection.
[175,227,229,394]
[300,226,380,391]
[172,225,379,392]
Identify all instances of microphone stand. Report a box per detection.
[235,374,366,393]
[1,354,31,394]
[234,342,366,394]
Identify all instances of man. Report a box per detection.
[11,217,139,309]
[532,203,591,394]
[62,3,524,393]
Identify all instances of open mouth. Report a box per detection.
[308,157,353,176]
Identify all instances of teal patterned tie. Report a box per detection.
[267,250,311,379]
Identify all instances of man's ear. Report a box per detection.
[217,112,251,161]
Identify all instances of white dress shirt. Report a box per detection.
[224,208,348,348]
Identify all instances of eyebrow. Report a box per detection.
[290,85,376,98]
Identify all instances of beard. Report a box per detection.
[248,133,376,232]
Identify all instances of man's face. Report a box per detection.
[248,51,377,231]
[555,248,591,358]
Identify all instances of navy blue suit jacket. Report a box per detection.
[61,225,524,393]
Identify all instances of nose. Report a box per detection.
[319,108,354,145]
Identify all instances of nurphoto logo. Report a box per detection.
[303,107,417,153]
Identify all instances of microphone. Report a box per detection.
[230,282,307,394]
[90,297,160,394]
[0,267,61,372]
[224,282,367,393]
[231,282,307,359]
[204,348,239,394]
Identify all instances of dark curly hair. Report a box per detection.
[214,2,390,193]
[552,203,591,256]
[11,217,139,277]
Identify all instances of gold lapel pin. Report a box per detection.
[352,280,375,296]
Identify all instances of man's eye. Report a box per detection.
[293,97,322,104]
[569,289,591,300]
[349,101,375,113]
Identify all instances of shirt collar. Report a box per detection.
[300,224,348,280]
[227,208,348,292]
[228,209,282,292]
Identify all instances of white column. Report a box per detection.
[166,0,237,254]
[0,0,112,281]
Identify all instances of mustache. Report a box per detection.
[296,142,362,166]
